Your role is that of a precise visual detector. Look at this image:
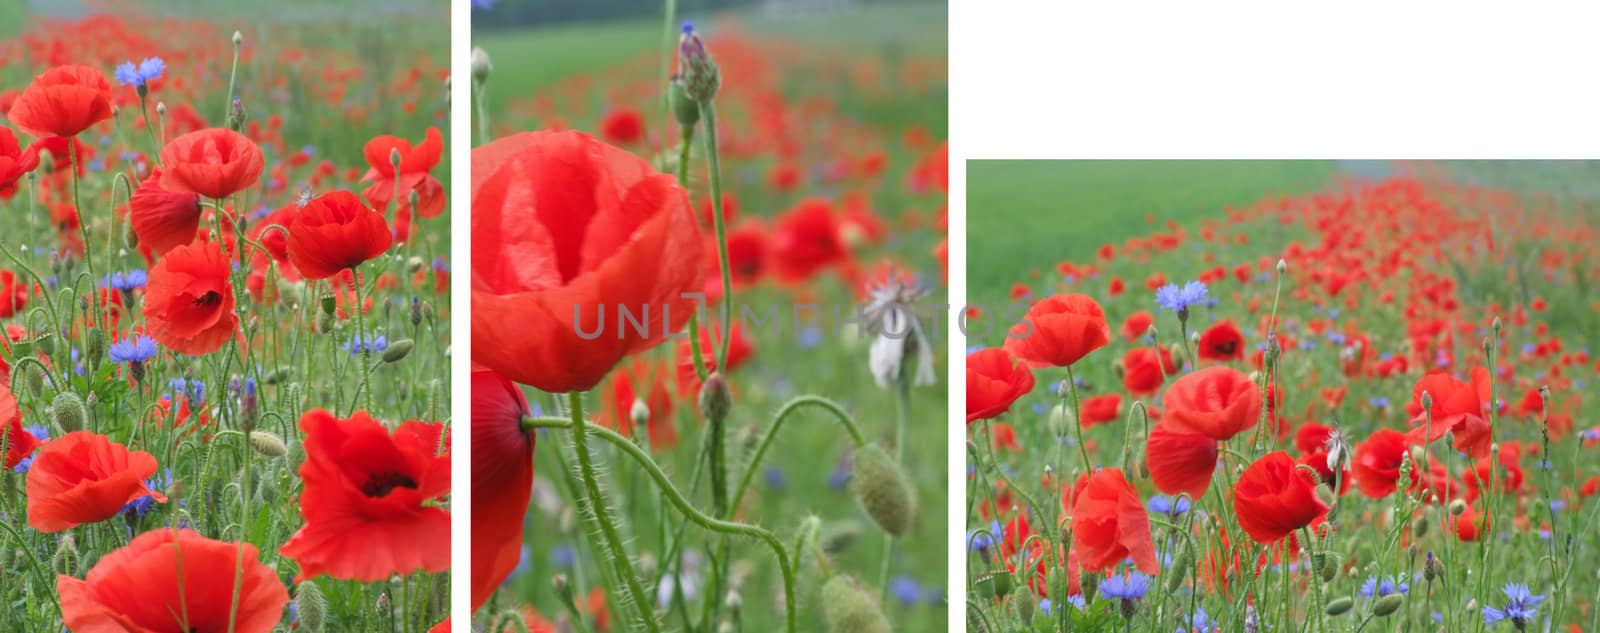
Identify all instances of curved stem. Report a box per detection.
[566,392,661,633]
[727,395,865,512]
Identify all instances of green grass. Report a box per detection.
[967,159,1337,315]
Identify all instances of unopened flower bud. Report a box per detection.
[297,581,328,632]
[382,339,415,363]
[698,372,731,422]
[1276,258,1287,273]
[849,443,916,537]
[1325,596,1353,616]
[471,47,491,82]
[249,431,288,458]
[820,575,892,633]
[1372,593,1405,617]
[52,391,86,433]
[232,31,243,45]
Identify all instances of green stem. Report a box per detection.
[566,392,661,633]
[697,99,734,369]
[727,395,864,512]
[351,265,374,415]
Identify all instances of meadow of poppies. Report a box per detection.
[468,3,948,632]
[0,5,451,631]
[966,161,1600,632]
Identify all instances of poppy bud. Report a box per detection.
[255,472,276,505]
[1448,499,1467,516]
[1276,258,1287,273]
[297,581,328,632]
[849,443,916,537]
[1373,593,1404,617]
[125,222,140,249]
[407,256,425,275]
[471,47,492,82]
[53,534,79,576]
[552,574,573,605]
[1325,597,1353,616]
[698,372,731,423]
[1167,545,1192,592]
[382,339,415,363]
[232,30,243,45]
[820,575,892,633]
[1319,550,1340,583]
[1412,513,1430,538]
[1419,391,1432,411]
[389,148,402,170]
[52,391,86,433]
[249,431,288,458]
[629,398,650,429]
[288,439,306,472]
[669,81,700,128]
[23,363,44,399]
[1492,316,1502,334]
[315,310,333,334]
[156,101,167,116]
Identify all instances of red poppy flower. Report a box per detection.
[2,384,40,469]
[285,190,393,279]
[158,128,264,199]
[471,130,703,393]
[1197,320,1244,362]
[602,357,678,449]
[1450,503,1487,541]
[58,528,288,632]
[1003,294,1111,368]
[1351,428,1414,499]
[1146,422,1219,499]
[1080,393,1123,428]
[1070,467,1159,574]
[0,126,39,196]
[966,348,1036,423]
[1120,310,1154,342]
[25,431,165,532]
[771,198,848,282]
[703,219,768,298]
[1231,451,1329,544]
[127,168,203,256]
[1406,368,1492,458]
[7,65,112,138]
[600,107,644,145]
[362,127,446,232]
[0,269,28,318]
[1121,347,1174,397]
[141,241,238,356]
[1159,366,1261,442]
[471,369,534,611]
[1295,422,1334,454]
[279,409,450,582]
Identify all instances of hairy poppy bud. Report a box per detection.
[382,339,415,363]
[52,391,86,433]
[297,581,328,632]
[471,47,491,82]
[1166,545,1192,592]
[1412,513,1430,538]
[849,443,916,537]
[1325,596,1353,616]
[669,81,700,128]
[249,431,288,458]
[821,575,891,633]
[1373,593,1404,617]
[1276,258,1287,273]
[86,327,106,362]
[698,372,731,423]
[629,398,650,430]
[1448,499,1467,516]
[232,31,243,45]
[1319,550,1340,583]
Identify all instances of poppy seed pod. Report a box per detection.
[52,391,86,433]
[248,431,287,458]
[820,575,891,633]
[973,571,1013,599]
[297,581,328,632]
[698,372,731,423]
[849,443,916,537]
[1325,597,1353,616]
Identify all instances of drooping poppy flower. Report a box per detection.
[1351,428,1414,499]
[471,130,703,393]
[1197,320,1245,362]
[158,128,264,199]
[58,528,288,632]
[25,431,165,532]
[600,107,645,145]
[1407,368,1493,458]
[0,126,39,196]
[1003,293,1111,368]
[770,198,848,282]
[127,168,203,256]
[141,241,238,356]
[966,347,1036,423]
[2,384,40,469]
[285,190,393,279]
[7,65,113,138]
[0,268,28,318]
[1159,366,1261,441]
[1232,451,1329,544]
[470,369,534,611]
[1070,467,1160,574]
[1146,422,1219,499]
[279,409,450,582]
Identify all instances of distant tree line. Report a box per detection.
[473,0,937,29]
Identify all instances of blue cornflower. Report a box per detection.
[968,520,1003,552]
[108,335,157,364]
[472,0,495,8]
[827,457,851,490]
[1155,281,1208,317]
[120,469,172,517]
[168,378,205,403]
[1360,575,1409,598]
[763,466,787,491]
[549,544,576,569]
[1146,494,1191,516]
[1100,571,1149,601]
[11,425,48,473]
[1176,607,1213,633]
[344,332,388,355]
[1482,583,1544,628]
[889,576,922,607]
[114,57,165,88]
[102,270,148,291]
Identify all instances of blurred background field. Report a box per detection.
[473,1,948,631]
